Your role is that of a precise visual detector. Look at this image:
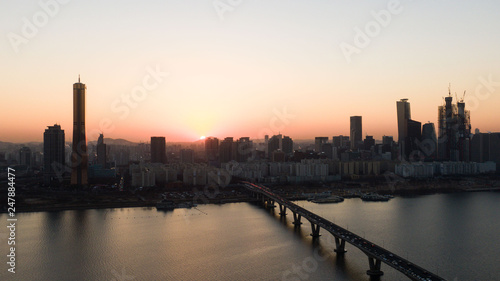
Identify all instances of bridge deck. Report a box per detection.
[243,182,447,281]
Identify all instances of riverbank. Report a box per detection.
[4,176,499,213]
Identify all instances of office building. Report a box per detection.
[71,77,88,186]
[350,116,362,150]
[44,124,66,185]
[396,99,422,161]
[151,136,167,164]
[421,123,437,160]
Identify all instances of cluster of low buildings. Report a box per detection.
[395,161,496,178]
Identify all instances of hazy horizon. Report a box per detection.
[2,0,500,143]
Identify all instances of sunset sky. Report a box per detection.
[2,0,500,143]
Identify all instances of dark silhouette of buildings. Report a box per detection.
[282,135,293,154]
[44,124,65,185]
[151,136,167,164]
[407,119,422,159]
[332,135,350,148]
[268,134,293,158]
[350,116,362,151]
[421,122,437,160]
[321,143,334,159]
[219,137,236,163]
[19,146,32,167]
[437,89,471,161]
[396,99,422,161]
[471,133,500,172]
[205,137,219,162]
[218,137,255,163]
[237,137,253,162]
[180,149,194,163]
[96,133,107,168]
[315,137,329,152]
[71,77,88,186]
[364,136,375,151]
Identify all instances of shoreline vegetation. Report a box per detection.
[5,175,500,213]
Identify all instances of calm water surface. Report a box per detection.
[1,192,499,281]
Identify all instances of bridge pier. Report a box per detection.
[292,212,302,226]
[279,204,287,216]
[310,222,321,238]
[366,257,384,277]
[267,199,275,208]
[334,237,347,254]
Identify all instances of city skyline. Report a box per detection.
[2,1,500,143]
[2,2,500,281]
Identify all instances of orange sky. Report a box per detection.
[2,1,500,143]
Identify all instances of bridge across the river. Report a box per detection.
[243,182,447,281]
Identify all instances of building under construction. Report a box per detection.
[437,87,471,161]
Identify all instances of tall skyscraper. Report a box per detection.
[397,99,411,160]
[44,124,66,185]
[350,116,362,150]
[151,136,167,163]
[396,99,422,161]
[96,133,107,167]
[71,77,88,186]
[437,89,471,161]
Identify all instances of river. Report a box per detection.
[1,191,499,280]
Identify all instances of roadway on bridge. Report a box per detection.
[243,182,447,281]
